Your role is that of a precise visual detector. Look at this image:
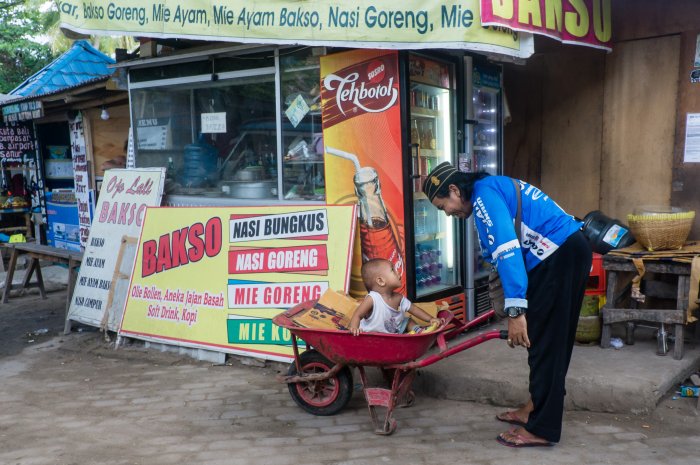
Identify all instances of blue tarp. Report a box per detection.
[10,41,115,97]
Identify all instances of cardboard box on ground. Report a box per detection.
[291,289,445,331]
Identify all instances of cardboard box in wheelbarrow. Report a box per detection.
[291,289,358,330]
[290,289,440,331]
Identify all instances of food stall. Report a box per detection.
[57,1,615,327]
[1,41,130,248]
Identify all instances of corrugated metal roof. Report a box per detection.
[9,40,115,97]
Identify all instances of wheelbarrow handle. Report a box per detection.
[439,308,496,343]
[395,329,508,370]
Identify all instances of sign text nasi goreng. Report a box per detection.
[57,0,534,58]
[119,205,356,361]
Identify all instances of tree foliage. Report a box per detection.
[0,1,138,94]
[0,1,56,94]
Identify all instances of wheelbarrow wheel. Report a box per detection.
[287,350,353,416]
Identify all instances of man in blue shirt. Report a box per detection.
[423,162,591,448]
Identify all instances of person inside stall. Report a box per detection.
[100,139,127,171]
[422,162,591,448]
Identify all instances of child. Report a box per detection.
[349,258,443,336]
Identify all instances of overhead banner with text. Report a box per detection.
[480,0,612,51]
[118,205,356,362]
[58,0,534,58]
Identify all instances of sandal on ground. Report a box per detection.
[495,410,527,427]
[496,430,554,448]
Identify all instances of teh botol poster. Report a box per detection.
[321,50,406,298]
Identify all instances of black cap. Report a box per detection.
[422,162,459,202]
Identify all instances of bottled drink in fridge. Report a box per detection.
[411,119,421,147]
[415,198,428,236]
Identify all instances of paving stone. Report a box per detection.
[1,309,698,465]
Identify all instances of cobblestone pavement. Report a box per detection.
[1,320,698,465]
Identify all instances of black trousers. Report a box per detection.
[524,230,591,443]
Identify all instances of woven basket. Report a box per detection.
[627,211,695,251]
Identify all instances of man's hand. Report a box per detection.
[507,314,530,348]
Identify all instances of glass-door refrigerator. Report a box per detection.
[463,57,503,319]
[405,54,462,306]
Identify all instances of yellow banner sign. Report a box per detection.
[57,0,533,58]
[118,205,356,362]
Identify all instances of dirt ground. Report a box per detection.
[0,292,68,358]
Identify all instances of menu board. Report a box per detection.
[66,168,165,332]
[0,122,34,162]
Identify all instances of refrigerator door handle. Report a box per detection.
[411,143,421,179]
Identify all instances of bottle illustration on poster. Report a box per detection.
[320,50,406,298]
[326,146,406,295]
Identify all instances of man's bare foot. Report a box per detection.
[495,399,533,426]
[496,427,553,448]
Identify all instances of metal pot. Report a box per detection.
[234,167,263,182]
[229,180,277,199]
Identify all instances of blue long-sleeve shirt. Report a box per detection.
[471,176,583,309]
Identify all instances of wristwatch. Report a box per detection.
[505,306,526,318]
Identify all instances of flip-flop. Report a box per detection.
[495,411,527,427]
[496,431,554,448]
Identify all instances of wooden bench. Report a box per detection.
[1,242,83,315]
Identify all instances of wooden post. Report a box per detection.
[1,246,18,304]
[674,275,690,360]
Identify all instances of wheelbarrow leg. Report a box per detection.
[358,366,416,435]
[381,368,415,408]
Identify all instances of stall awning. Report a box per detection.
[9,41,115,98]
[58,0,536,59]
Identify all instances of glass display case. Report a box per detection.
[128,47,325,202]
[408,55,458,298]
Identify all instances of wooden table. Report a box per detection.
[1,242,83,316]
[600,253,692,359]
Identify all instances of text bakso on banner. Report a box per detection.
[118,205,356,362]
[58,0,534,58]
[480,0,612,51]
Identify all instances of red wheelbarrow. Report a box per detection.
[273,301,508,435]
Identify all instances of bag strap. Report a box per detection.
[511,178,522,243]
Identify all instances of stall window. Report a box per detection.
[280,48,323,200]
[129,47,325,202]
